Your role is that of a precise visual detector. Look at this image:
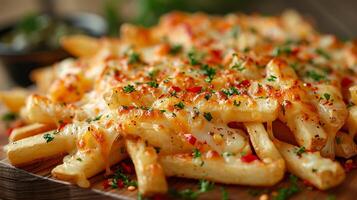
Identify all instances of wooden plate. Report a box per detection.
[1,154,356,200]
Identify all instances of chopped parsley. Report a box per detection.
[315,48,331,60]
[273,175,300,200]
[169,179,214,200]
[201,64,216,83]
[112,167,137,188]
[204,93,212,100]
[335,136,342,144]
[76,158,82,162]
[1,112,17,122]
[231,61,245,71]
[147,81,159,88]
[174,101,185,110]
[323,93,331,101]
[43,133,54,143]
[203,112,213,121]
[86,114,102,123]
[221,87,240,96]
[272,46,292,56]
[188,50,201,65]
[169,44,182,55]
[267,75,277,82]
[193,148,201,158]
[233,100,241,107]
[160,109,166,113]
[128,52,140,64]
[148,69,159,80]
[294,146,306,157]
[305,70,326,82]
[221,187,229,200]
[123,84,135,93]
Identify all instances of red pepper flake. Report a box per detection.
[117,180,125,188]
[207,49,222,64]
[5,127,13,136]
[58,122,68,131]
[341,77,353,88]
[171,86,181,92]
[227,121,243,129]
[237,80,250,88]
[120,162,133,174]
[241,154,258,163]
[186,86,202,93]
[103,179,111,189]
[303,179,314,188]
[343,159,357,172]
[184,134,197,145]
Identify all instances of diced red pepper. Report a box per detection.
[59,122,68,131]
[237,80,250,88]
[171,86,181,92]
[184,134,196,145]
[5,127,13,136]
[227,121,242,129]
[303,179,315,187]
[341,77,353,88]
[344,160,356,172]
[241,154,258,163]
[186,86,202,93]
[121,162,133,174]
[117,180,124,188]
[103,179,111,189]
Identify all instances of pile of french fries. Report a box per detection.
[2,10,357,196]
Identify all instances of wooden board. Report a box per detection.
[1,154,357,200]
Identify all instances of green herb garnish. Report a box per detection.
[201,64,216,83]
[147,81,159,88]
[305,70,326,82]
[123,84,136,93]
[294,146,306,157]
[128,52,140,64]
[315,48,331,60]
[193,148,201,159]
[1,112,17,122]
[233,100,241,107]
[174,101,185,110]
[169,44,182,55]
[267,75,277,82]
[203,112,213,121]
[273,175,300,200]
[43,133,54,143]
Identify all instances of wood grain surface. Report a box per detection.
[1,150,357,200]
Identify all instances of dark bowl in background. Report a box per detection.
[0,12,107,87]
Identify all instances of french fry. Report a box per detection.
[6,131,76,166]
[335,131,357,159]
[306,84,348,158]
[244,122,283,161]
[30,66,56,93]
[160,122,285,186]
[0,88,29,113]
[9,123,56,142]
[266,59,327,151]
[125,138,168,195]
[274,140,345,190]
[61,35,100,57]
[160,153,285,186]
[52,139,127,188]
[24,94,86,124]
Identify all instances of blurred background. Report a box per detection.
[0,0,356,89]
